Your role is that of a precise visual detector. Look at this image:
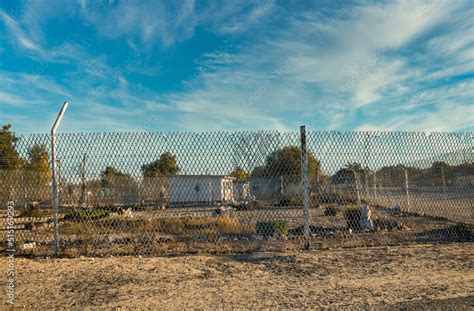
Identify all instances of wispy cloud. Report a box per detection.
[79,1,197,48]
[156,0,472,131]
[0,10,43,54]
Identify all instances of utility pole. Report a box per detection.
[21,169,27,209]
[80,153,87,206]
[280,175,284,200]
[373,170,377,200]
[364,133,369,201]
[351,169,361,205]
[364,170,369,199]
[441,165,447,194]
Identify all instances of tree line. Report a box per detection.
[0,124,51,203]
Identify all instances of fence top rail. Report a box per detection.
[13,130,474,137]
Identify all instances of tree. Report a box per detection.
[26,144,51,184]
[263,146,321,181]
[345,162,364,172]
[250,165,265,178]
[331,168,354,185]
[229,167,248,181]
[0,124,22,170]
[141,152,180,177]
[101,166,134,188]
[101,166,138,204]
[332,163,367,185]
[25,144,51,200]
[0,124,26,205]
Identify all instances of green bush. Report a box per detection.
[64,209,110,222]
[256,220,288,237]
[323,205,339,216]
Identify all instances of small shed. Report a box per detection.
[168,175,235,205]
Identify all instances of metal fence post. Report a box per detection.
[351,169,361,205]
[300,126,310,250]
[441,166,446,194]
[51,101,68,255]
[398,165,410,212]
[404,169,410,212]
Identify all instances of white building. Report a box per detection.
[168,175,236,205]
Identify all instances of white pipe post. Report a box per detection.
[441,166,446,194]
[373,171,377,200]
[300,126,310,250]
[209,180,212,207]
[51,101,68,255]
[399,166,410,212]
[363,170,367,199]
[280,175,284,200]
[352,169,361,205]
[404,170,410,211]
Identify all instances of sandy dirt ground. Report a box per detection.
[1,243,473,309]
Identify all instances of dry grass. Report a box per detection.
[59,215,253,236]
[2,201,472,258]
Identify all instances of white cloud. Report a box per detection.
[357,79,474,132]
[158,0,472,131]
[0,10,43,54]
[80,1,197,48]
[0,91,43,106]
[380,102,474,132]
[76,0,277,48]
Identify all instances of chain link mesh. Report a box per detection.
[1,130,472,256]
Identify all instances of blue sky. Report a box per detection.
[0,0,473,133]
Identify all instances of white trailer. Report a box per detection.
[168,175,235,205]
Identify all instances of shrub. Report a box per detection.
[323,205,339,216]
[256,220,288,237]
[64,208,110,222]
[278,196,302,206]
[445,224,474,241]
[344,205,375,230]
[99,205,124,213]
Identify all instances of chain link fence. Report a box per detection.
[1,129,473,256]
